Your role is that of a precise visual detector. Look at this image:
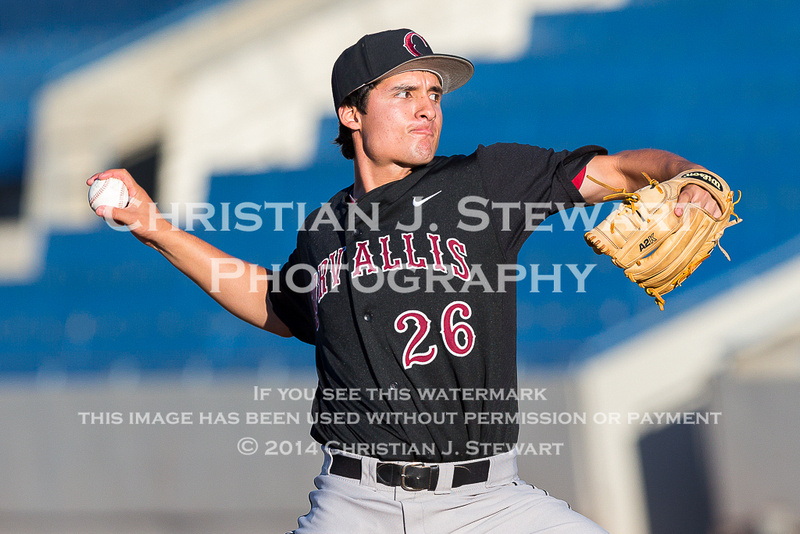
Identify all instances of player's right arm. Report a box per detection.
[87,169,292,337]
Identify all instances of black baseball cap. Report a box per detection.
[331,29,474,110]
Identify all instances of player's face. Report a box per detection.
[358,70,443,168]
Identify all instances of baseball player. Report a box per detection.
[89,29,726,533]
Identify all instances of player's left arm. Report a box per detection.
[581,149,722,217]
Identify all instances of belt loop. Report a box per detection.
[434,462,454,495]
[361,453,379,490]
[485,449,519,488]
[321,446,335,475]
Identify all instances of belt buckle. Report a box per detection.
[400,462,426,491]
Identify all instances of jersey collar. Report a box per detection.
[346,157,448,207]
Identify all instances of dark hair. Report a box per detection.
[334,82,376,160]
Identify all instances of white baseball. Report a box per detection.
[88,177,129,211]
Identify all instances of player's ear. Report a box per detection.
[337,104,361,132]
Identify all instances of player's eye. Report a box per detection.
[429,93,441,103]
[396,91,410,98]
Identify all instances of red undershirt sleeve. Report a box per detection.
[572,166,587,190]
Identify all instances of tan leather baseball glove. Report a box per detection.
[584,169,742,310]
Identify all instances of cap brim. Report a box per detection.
[368,54,474,95]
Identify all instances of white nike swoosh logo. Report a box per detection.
[412,190,442,207]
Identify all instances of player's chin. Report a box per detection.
[407,140,439,165]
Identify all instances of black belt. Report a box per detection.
[330,453,490,491]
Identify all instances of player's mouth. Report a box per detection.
[409,126,436,137]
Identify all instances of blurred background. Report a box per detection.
[1,0,798,532]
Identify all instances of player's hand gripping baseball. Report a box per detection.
[87,169,172,248]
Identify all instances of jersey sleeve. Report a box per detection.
[476,143,607,256]
[267,246,316,345]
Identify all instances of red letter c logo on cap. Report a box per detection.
[403,31,428,57]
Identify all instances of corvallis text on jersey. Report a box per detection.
[312,232,471,303]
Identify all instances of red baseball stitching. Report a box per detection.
[90,179,127,208]
[90,180,110,207]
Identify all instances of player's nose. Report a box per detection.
[414,95,437,122]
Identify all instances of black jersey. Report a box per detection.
[268,142,606,462]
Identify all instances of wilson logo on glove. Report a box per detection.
[683,171,724,192]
